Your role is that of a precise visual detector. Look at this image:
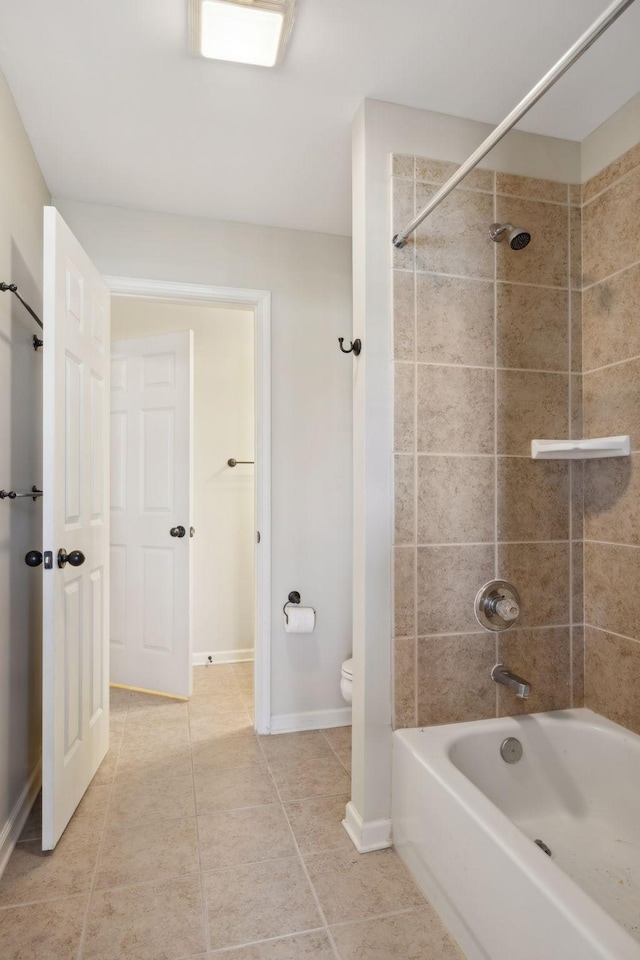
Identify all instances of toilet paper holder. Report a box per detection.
[283,591,301,624]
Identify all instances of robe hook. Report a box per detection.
[338,337,361,356]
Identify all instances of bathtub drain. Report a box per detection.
[535,838,552,857]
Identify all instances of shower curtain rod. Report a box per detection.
[392,0,637,248]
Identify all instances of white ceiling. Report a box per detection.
[1,0,640,236]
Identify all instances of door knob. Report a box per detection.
[170,526,186,538]
[25,550,43,567]
[57,548,86,569]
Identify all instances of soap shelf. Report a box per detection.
[531,436,631,460]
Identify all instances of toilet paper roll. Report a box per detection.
[284,605,315,633]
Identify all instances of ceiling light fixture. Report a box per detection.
[189,0,297,67]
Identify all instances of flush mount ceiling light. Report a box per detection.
[189,0,296,67]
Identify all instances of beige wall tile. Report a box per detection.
[571,293,582,374]
[496,284,568,372]
[394,636,417,729]
[584,454,640,545]
[497,371,569,457]
[497,542,570,628]
[417,455,494,544]
[415,184,495,279]
[393,270,414,361]
[572,625,585,708]
[497,627,571,715]
[583,358,640,449]
[394,363,415,454]
[570,206,582,291]
[394,456,415,544]
[394,547,415,637]
[416,274,494,367]
[417,634,496,726]
[330,906,464,960]
[496,173,567,204]
[582,141,640,204]
[84,876,205,960]
[583,165,640,285]
[571,375,583,440]
[204,858,321,951]
[303,848,424,926]
[415,157,493,192]
[569,184,582,206]
[392,154,414,178]
[571,461,584,541]
[283,794,352,856]
[584,541,640,638]
[496,197,568,288]
[497,459,569,542]
[392,178,415,271]
[417,545,494,635]
[572,541,584,626]
[584,626,640,734]
[417,365,494,455]
[583,263,640,372]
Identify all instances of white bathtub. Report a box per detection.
[393,708,640,960]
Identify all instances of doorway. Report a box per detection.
[106,277,271,733]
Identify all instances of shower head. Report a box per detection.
[489,222,531,250]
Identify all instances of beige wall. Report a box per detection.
[111,298,255,661]
[0,70,50,864]
[392,155,584,728]
[582,140,640,732]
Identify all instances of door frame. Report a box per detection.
[104,276,271,734]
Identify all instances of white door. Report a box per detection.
[42,207,111,850]
[110,332,193,698]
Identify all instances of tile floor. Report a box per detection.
[0,663,463,959]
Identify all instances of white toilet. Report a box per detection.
[340,657,353,704]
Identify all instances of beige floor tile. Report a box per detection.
[109,686,131,715]
[115,737,193,779]
[304,848,425,925]
[108,773,195,827]
[283,795,352,855]
[188,694,248,720]
[190,713,254,742]
[208,931,334,959]
[120,724,191,751]
[0,894,88,959]
[92,748,120,787]
[198,804,295,871]
[73,782,111,825]
[204,858,321,951]
[259,731,334,764]
[321,727,351,753]
[0,819,99,906]
[194,765,278,815]
[330,907,464,960]
[268,756,350,802]
[192,734,264,772]
[84,875,205,960]
[96,817,199,890]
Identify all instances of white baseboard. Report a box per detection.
[0,759,42,878]
[269,706,352,734]
[342,800,393,853]
[193,650,254,666]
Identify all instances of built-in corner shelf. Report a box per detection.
[531,436,631,460]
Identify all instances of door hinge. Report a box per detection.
[43,550,53,570]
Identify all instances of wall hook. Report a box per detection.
[33,335,43,351]
[338,337,361,357]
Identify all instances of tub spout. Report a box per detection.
[491,663,531,699]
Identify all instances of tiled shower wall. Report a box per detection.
[392,155,584,728]
[582,141,640,734]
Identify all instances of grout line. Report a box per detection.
[582,350,640,375]
[583,623,640,647]
[206,928,329,955]
[493,174,500,717]
[417,623,573,640]
[582,160,640,208]
[567,192,574,708]
[408,360,573,375]
[413,268,570,292]
[75,689,132,960]
[319,729,352,777]
[583,538,640,549]
[581,254,640,294]
[412,257,419,729]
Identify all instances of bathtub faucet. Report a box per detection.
[491,663,531,699]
